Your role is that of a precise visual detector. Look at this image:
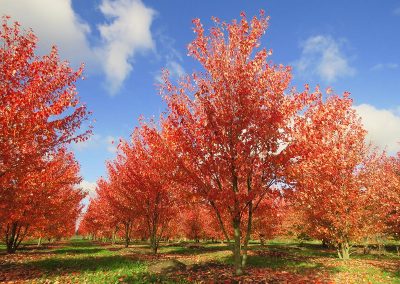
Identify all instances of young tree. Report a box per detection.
[0,17,90,252]
[384,155,400,238]
[178,202,211,242]
[160,12,310,274]
[119,125,178,253]
[362,153,400,245]
[289,92,381,259]
[3,148,84,253]
[96,174,137,247]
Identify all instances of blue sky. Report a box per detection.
[2,0,400,195]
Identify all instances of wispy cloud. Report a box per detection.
[97,0,156,95]
[295,35,355,82]
[154,34,186,83]
[371,63,399,71]
[71,134,102,151]
[71,133,119,153]
[394,7,400,16]
[105,136,118,153]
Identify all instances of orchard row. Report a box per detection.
[1,12,399,278]
[79,12,400,277]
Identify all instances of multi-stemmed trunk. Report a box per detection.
[209,197,254,275]
[146,193,167,255]
[231,206,253,276]
[5,222,29,254]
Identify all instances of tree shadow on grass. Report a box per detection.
[52,247,105,255]
[162,260,335,283]
[160,244,230,256]
[33,255,135,271]
[0,254,143,282]
[218,250,340,278]
[260,243,337,258]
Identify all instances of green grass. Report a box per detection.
[1,238,399,283]
[2,239,149,283]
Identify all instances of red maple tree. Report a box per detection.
[160,12,311,274]
[288,91,384,259]
[0,17,90,253]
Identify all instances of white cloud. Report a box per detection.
[296,35,355,82]
[371,63,399,71]
[1,0,156,94]
[97,0,156,94]
[79,180,97,199]
[1,0,94,67]
[354,104,400,153]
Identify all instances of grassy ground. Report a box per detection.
[0,238,399,283]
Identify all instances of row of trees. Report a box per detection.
[79,12,400,276]
[0,17,90,253]
[3,11,399,276]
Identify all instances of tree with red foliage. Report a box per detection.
[81,123,178,252]
[3,148,85,252]
[96,172,137,247]
[178,202,211,242]
[251,193,283,245]
[119,124,178,253]
[361,153,400,245]
[0,17,90,253]
[79,199,113,241]
[160,12,311,274]
[383,155,400,238]
[31,150,85,243]
[289,91,384,259]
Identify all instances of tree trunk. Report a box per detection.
[337,241,350,260]
[150,218,158,254]
[37,237,42,247]
[124,221,131,248]
[112,226,118,245]
[260,234,265,246]
[363,244,370,255]
[150,236,158,254]
[233,216,243,276]
[150,224,159,254]
[241,201,253,268]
